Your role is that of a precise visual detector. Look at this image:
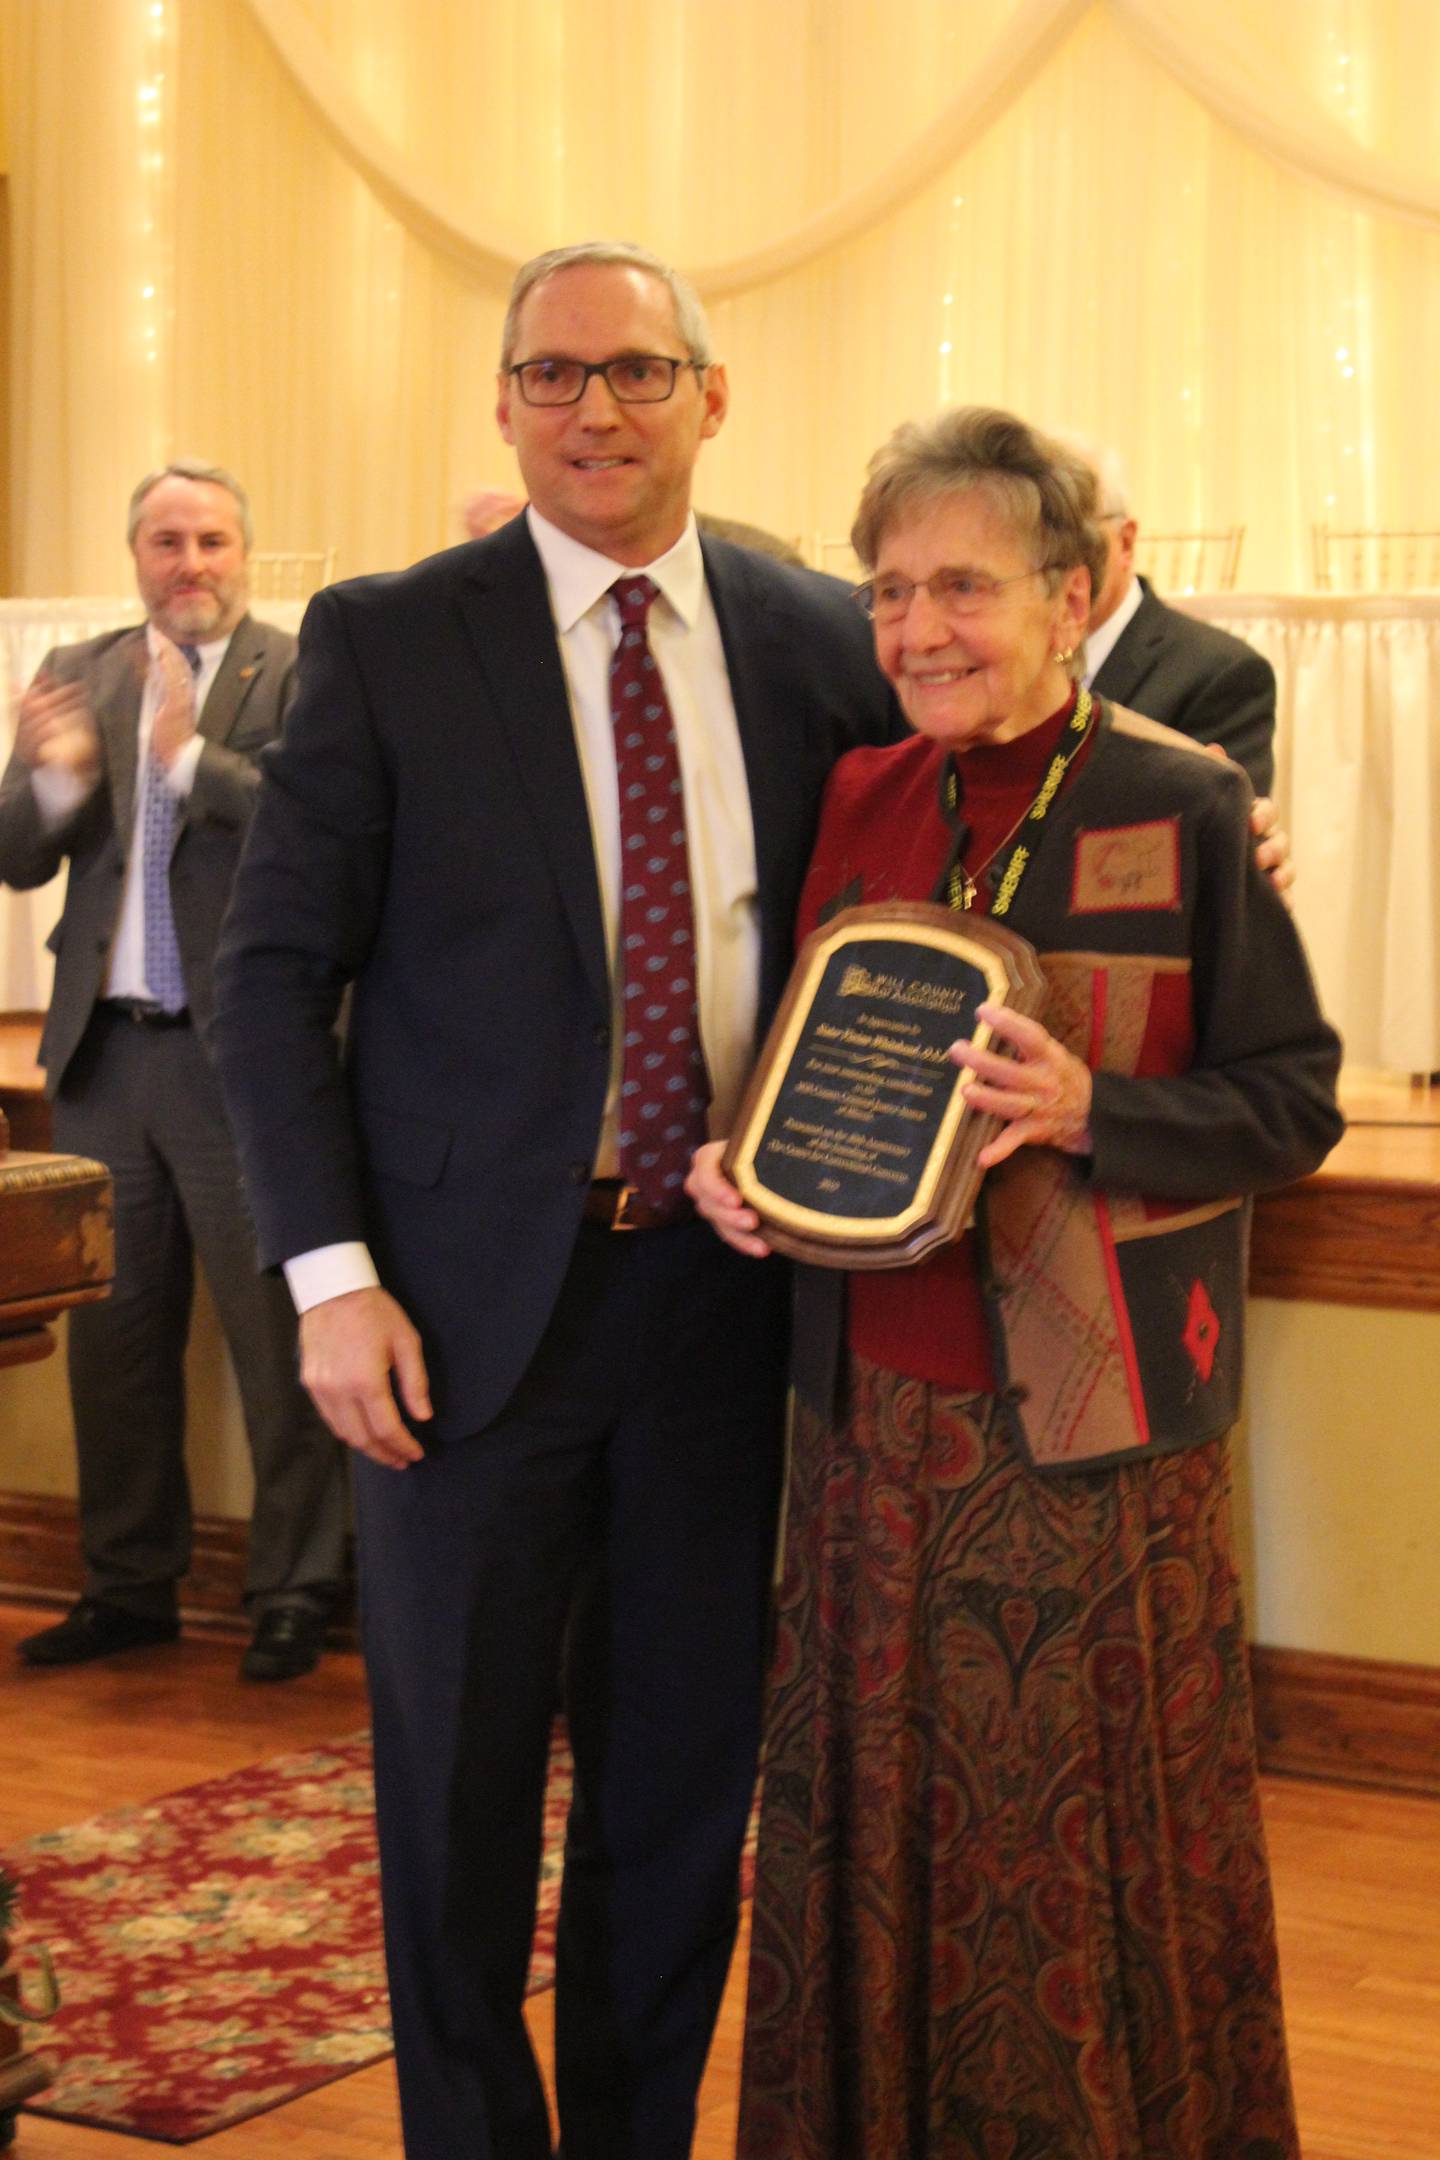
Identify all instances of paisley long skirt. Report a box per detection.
[737,1357,1300,2160]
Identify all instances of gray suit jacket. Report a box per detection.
[0,614,296,1094]
[1090,578,1276,796]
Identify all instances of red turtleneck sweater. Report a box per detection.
[793,692,1090,1390]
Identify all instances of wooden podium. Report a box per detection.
[0,1107,114,1372]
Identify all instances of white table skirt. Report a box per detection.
[0,599,304,1013]
[1181,594,1440,1073]
[4,593,1437,1071]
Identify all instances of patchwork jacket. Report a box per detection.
[792,702,1344,1474]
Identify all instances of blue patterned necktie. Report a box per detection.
[140,642,200,1013]
[608,578,709,1223]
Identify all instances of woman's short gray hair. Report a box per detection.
[850,406,1107,610]
[500,241,714,369]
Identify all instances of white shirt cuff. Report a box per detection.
[164,734,205,796]
[283,1242,382,1313]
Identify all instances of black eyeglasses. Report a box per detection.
[506,355,704,407]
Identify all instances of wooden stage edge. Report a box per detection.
[1249,1068,1440,1312]
[1,1490,1437,1799]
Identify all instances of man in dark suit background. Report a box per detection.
[211,243,899,2160]
[1073,437,1278,796]
[0,461,346,1681]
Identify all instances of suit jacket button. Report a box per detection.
[568,1162,589,1186]
[593,1023,609,1048]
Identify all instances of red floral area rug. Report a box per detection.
[6,1724,755,2144]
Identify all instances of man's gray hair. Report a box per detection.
[500,242,714,369]
[127,460,254,549]
[850,406,1108,609]
[1051,428,1130,519]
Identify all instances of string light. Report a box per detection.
[939,196,968,405]
[134,0,173,401]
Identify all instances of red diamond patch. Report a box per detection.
[1181,1278,1220,1383]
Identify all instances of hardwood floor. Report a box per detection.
[3,1602,1438,2159]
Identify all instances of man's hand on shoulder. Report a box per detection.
[1204,741,1294,904]
[1248,792,1295,904]
[299,1285,432,1468]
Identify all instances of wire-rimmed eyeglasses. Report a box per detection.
[853,566,1050,624]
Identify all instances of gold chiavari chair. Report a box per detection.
[1133,527,1245,594]
[247,549,337,602]
[1312,525,1440,592]
[811,537,864,584]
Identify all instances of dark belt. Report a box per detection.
[100,998,192,1028]
[582,1179,688,1232]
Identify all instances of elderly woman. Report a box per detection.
[688,408,1341,2160]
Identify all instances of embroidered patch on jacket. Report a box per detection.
[1071,820,1180,912]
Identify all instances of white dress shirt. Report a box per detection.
[285,509,762,1315]
[1082,573,1144,688]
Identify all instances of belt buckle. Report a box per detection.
[611,1182,641,1231]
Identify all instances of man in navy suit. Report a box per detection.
[212,242,898,2160]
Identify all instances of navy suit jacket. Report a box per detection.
[1090,578,1276,795]
[212,516,899,1438]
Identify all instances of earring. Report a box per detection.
[1053,646,1076,667]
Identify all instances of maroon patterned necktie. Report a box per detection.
[609,576,709,1224]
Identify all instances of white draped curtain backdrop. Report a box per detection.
[3,0,1440,591]
[2,0,1439,1065]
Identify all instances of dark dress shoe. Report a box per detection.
[17,1597,180,1667]
[240,1605,327,1683]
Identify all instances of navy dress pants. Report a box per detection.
[352,1217,790,2160]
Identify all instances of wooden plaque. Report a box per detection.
[723,902,1045,1269]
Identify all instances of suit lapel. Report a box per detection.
[702,540,795,959]
[198,612,266,748]
[1091,578,1165,707]
[453,523,610,1011]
